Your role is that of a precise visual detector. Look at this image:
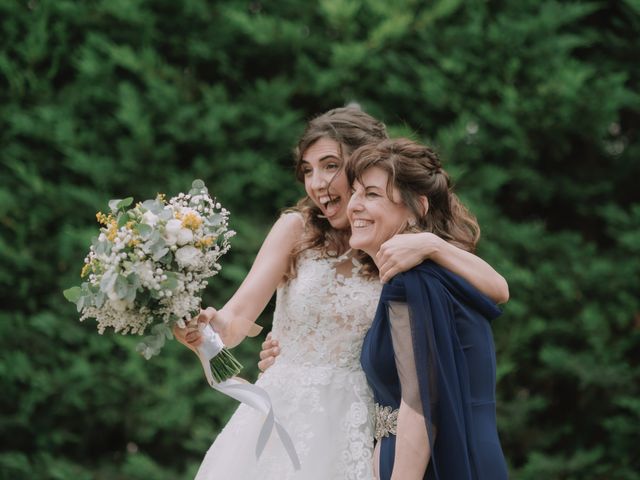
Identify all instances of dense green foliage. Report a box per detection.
[1,0,638,478]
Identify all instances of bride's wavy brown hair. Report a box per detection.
[286,107,388,278]
[346,138,481,275]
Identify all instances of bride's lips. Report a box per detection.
[317,194,342,219]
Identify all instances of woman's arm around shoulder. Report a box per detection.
[377,232,509,304]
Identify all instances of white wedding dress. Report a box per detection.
[195,249,382,480]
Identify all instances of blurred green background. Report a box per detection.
[1,0,639,479]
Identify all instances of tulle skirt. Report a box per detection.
[195,362,375,480]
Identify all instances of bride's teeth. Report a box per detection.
[320,196,340,209]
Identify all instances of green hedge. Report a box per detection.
[1,0,638,478]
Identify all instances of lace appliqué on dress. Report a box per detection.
[195,248,381,480]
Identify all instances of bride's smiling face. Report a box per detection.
[301,138,352,230]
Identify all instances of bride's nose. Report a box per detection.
[310,170,329,192]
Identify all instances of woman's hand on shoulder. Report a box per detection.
[377,232,441,283]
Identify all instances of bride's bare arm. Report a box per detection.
[175,213,303,349]
[376,232,509,304]
[214,212,305,347]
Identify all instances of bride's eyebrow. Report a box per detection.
[318,155,341,163]
[300,155,341,164]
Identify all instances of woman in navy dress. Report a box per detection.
[346,138,509,480]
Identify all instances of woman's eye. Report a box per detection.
[326,163,339,170]
[366,192,379,198]
[302,169,312,176]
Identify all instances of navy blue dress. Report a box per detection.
[360,261,508,480]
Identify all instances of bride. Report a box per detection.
[176,107,509,479]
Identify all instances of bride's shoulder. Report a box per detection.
[279,210,304,225]
[270,211,304,230]
[274,211,305,235]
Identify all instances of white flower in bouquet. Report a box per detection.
[64,179,241,382]
[175,245,202,268]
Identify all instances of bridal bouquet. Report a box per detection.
[64,179,241,382]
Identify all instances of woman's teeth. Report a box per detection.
[352,219,372,228]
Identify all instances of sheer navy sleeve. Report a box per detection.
[379,261,507,480]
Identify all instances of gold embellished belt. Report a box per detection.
[374,403,398,441]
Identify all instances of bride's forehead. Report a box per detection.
[303,138,343,162]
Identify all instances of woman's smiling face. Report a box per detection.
[347,166,412,260]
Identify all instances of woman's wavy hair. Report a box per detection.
[286,106,388,278]
[346,138,480,274]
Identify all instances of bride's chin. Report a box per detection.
[328,216,350,231]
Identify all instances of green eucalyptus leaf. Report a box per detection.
[161,272,179,291]
[125,285,137,303]
[100,270,116,293]
[117,212,129,228]
[94,291,106,308]
[152,247,169,261]
[142,199,164,214]
[117,197,134,209]
[63,286,82,303]
[136,223,153,238]
[77,295,86,312]
[114,274,129,299]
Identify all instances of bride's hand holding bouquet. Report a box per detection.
[63,179,300,468]
[64,179,242,382]
[174,306,260,351]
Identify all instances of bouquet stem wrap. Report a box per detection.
[196,324,243,382]
[197,325,301,470]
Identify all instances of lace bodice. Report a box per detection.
[195,247,380,479]
[271,248,381,370]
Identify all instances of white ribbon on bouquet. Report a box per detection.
[196,324,301,471]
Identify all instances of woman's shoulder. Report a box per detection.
[409,261,501,318]
[386,261,445,286]
[382,261,446,299]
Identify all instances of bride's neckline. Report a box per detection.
[327,248,353,263]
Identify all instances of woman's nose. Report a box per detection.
[347,192,363,213]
